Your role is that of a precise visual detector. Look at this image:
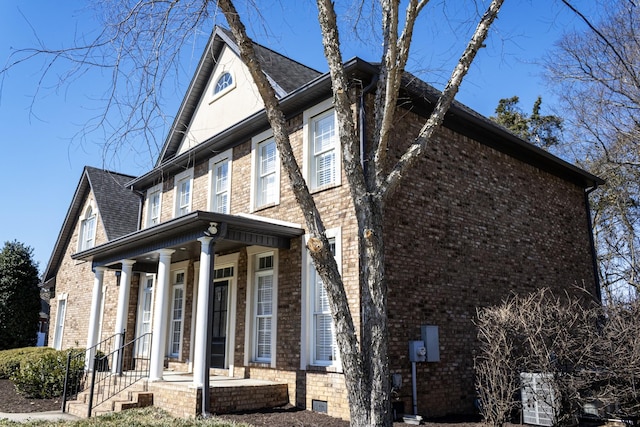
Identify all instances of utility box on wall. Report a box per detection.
[421,325,440,362]
[408,340,427,362]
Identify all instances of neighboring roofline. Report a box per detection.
[41,167,136,286]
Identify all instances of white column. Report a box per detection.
[85,267,106,370]
[193,237,213,387]
[149,249,174,381]
[113,259,135,373]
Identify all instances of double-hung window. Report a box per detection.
[209,150,232,214]
[174,169,193,217]
[79,206,96,251]
[254,254,274,361]
[251,132,280,210]
[302,228,342,368]
[304,99,340,191]
[245,248,278,366]
[146,184,162,227]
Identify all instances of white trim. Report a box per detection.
[207,149,233,214]
[173,168,194,218]
[190,262,199,373]
[209,67,236,103]
[300,228,342,370]
[97,285,107,343]
[136,274,154,357]
[215,253,239,377]
[53,293,68,350]
[250,130,280,212]
[77,201,97,252]
[244,246,278,368]
[167,269,186,359]
[303,98,342,192]
[145,184,163,228]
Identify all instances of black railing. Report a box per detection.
[87,332,152,417]
[61,332,122,412]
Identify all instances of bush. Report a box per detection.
[0,347,55,379]
[10,349,85,399]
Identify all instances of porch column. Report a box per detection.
[193,237,214,387]
[113,259,135,374]
[85,266,106,370]
[149,249,175,381]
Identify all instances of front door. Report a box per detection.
[211,280,229,368]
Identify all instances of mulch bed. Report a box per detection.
[0,379,61,413]
[0,378,484,427]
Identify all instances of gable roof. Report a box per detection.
[156,26,321,167]
[42,167,140,287]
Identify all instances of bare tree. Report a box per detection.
[475,289,602,427]
[546,1,640,298]
[2,1,506,425]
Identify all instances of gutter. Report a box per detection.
[584,185,602,303]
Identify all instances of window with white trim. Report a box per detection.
[214,72,233,94]
[173,169,193,217]
[304,99,341,191]
[254,254,273,361]
[53,294,68,350]
[79,205,97,251]
[301,228,342,368]
[168,272,185,358]
[208,150,232,214]
[146,184,162,227]
[255,138,278,209]
[245,247,278,367]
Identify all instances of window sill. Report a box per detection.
[249,361,271,369]
[310,182,341,195]
[305,364,342,374]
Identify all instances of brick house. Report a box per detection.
[42,26,602,420]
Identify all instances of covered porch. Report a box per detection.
[72,210,303,413]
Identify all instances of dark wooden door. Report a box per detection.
[211,280,229,368]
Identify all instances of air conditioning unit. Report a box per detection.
[520,373,556,426]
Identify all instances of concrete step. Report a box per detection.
[65,384,152,418]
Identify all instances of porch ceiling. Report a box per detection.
[71,211,304,271]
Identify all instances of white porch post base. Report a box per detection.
[149,249,174,381]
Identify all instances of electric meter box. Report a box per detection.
[409,340,427,362]
[421,325,440,362]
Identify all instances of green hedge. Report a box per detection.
[11,349,85,399]
[0,347,55,379]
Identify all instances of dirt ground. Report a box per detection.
[0,379,484,427]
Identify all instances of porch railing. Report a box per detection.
[61,332,122,412]
[86,332,152,417]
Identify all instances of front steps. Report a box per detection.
[66,379,153,418]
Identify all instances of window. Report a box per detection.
[301,228,342,368]
[146,184,162,227]
[136,275,154,357]
[208,150,232,214]
[255,254,273,361]
[245,248,278,366]
[173,169,193,217]
[251,132,280,210]
[53,294,68,350]
[168,272,184,358]
[304,99,341,191]
[79,205,97,251]
[214,72,233,94]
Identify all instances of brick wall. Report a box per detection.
[383,111,597,416]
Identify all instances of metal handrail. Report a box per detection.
[61,332,122,413]
[87,332,152,417]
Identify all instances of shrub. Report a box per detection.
[10,349,85,399]
[0,347,55,379]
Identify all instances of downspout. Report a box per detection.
[584,184,601,303]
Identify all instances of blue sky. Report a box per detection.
[0,0,591,271]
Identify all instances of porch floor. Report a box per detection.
[144,370,290,417]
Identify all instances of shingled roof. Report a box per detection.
[156,26,321,166]
[42,167,140,288]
